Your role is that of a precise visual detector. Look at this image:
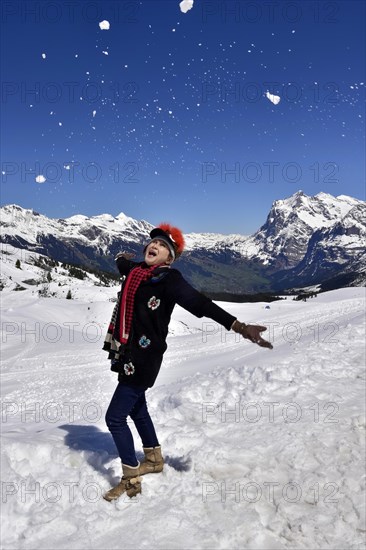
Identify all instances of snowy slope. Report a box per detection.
[0,244,117,301]
[1,269,365,549]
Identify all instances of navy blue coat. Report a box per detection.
[106,257,236,388]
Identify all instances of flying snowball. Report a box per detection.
[35,175,46,183]
[266,91,281,105]
[41,53,46,59]
[180,0,194,14]
[99,20,110,30]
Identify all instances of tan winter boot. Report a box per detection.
[103,462,141,502]
[139,446,164,475]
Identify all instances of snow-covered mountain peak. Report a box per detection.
[1,204,41,220]
[335,194,363,208]
[245,191,365,269]
[115,211,135,224]
[90,213,116,224]
[272,190,360,219]
[314,191,334,199]
[1,204,54,243]
[2,204,38,214]
[65,214,89,224]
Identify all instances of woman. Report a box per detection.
[103,223,273,501]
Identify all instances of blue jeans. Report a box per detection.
[105,382,160,467]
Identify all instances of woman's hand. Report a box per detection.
[231,320,273,349]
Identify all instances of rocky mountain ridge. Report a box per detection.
[1,191,365,293]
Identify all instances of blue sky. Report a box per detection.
[1,0,365,234]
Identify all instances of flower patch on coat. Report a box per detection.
[147,296,160,310]
[139,335,151,349]
[124,362,135,376]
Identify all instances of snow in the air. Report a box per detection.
[266,91,281,105]
[99,20,110,31]
[35,175,46,183]
[180,0,194,14]
[1,246,365,550]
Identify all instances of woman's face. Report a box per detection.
[144,239,172,266]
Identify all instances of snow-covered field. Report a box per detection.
[1,252,365,549]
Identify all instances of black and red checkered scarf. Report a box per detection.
[118,263,161,345]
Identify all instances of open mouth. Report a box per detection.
[147,249,158,258]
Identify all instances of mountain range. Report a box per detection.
[1,191,365,294]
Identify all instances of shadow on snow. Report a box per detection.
[59,423,191,482]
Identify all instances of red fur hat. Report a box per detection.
[149,222,185,260]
